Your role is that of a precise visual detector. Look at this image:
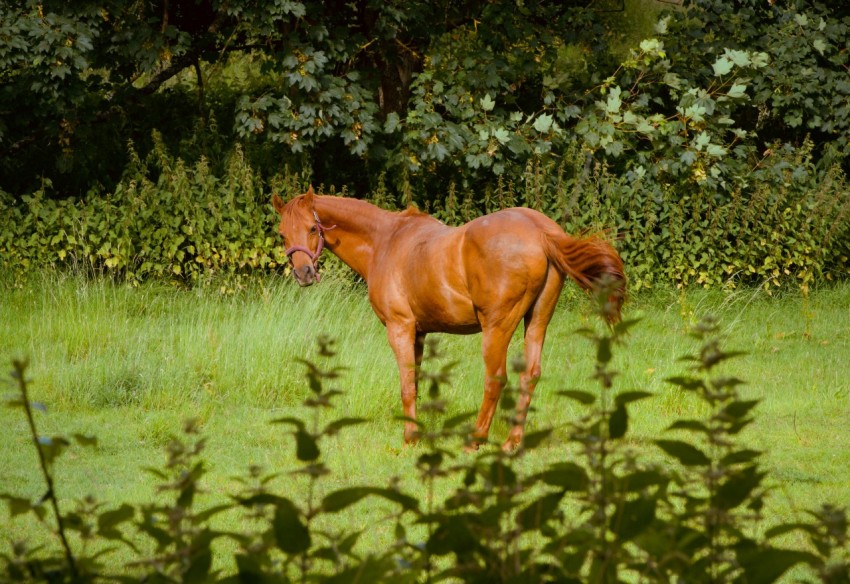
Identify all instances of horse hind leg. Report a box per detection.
[503,270,564,451]
[470,323,515,450]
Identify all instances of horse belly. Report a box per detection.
[409,284,481,334]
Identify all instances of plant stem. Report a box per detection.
[13,359,78,579]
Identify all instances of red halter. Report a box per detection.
[284,210,335,281]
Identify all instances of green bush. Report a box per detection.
[1,133,848,292]
[549,140,850,293]
[0,136,295,291]
[4,299,849,582]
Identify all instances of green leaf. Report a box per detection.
[274,499,310,554]
[614,391,653,406]
[726,49,751,67]
[556,390,596,405]
[605,86,622,113]
[322,417,367,436]
[522,428,553,449]
[667,420,710,434]
[608,403,628,439]
[739,548,816,584]
[533,113,553,133]
[712,56,734,77]
[604,140,624,157]
[295,428,320,461]
[322,487,418,513]
[656,439,711,466]
[694,131,711,150]
[537,462,589,491]
[384,112,401,133]
[98,503,135,533]
[493,127,510,145]
[714,466,765,510]
[727,83,747,99]
[480,94,495,112]
[612,498,656,540]
[517,491,564,531]
[706,144,727,157]
[427,515,477,555]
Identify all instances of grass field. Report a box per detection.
[2,271,849,576]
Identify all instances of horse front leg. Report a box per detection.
[386,323,423,445]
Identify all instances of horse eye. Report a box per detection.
[310,225,317,234]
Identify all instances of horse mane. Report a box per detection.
[399,206,425,217]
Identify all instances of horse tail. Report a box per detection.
[541,229,627,323]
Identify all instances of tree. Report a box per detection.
[0,0,613,197]
[662,0,850,167]
[0,0,847,201]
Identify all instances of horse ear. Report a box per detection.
[304,185,315,207]
[271,193,285,214]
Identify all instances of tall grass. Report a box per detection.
[2,272,849,573]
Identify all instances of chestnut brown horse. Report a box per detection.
[272,187,626,450]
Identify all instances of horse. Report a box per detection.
[272,186,626,451]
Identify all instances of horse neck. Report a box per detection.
[313,196,395,281]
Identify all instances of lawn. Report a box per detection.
[1,271,848,577]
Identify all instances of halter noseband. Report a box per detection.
[284,210,335,281]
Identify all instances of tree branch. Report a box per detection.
[136,46,207,96]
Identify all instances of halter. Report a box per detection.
[284,210,335,281]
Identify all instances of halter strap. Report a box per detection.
[284,211,335,281]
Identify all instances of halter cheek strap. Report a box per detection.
[284,211,336,281]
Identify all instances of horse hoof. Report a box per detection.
[464,439,482,453]
[501,438,520,452]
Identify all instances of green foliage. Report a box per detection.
[663,0,850,163]
[0,137,294,289]
[2,0,849,293]
[2,0,848,201]
[1,133,847,292]
[4,299,850,582]
[561,141,850,292]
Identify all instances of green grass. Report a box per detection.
[2,271,849,574]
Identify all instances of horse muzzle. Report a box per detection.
[293,264,318,287]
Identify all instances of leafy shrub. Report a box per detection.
[555,140,850,293]
[0,135,295,290]
[4,299,849,582]
[2,134,848,293]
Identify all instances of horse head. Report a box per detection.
[272,186,330,287]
